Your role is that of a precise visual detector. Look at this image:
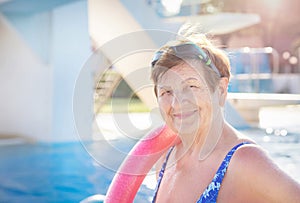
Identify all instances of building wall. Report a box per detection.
[0,0,92,142]
[51,1,92,142]
[0,15,52,140]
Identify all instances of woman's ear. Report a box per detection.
[218,77,229,107]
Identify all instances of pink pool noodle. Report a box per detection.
[105,125,179,203]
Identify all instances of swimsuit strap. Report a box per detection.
[152,146,175,203]
[152,142,250,203]
[197,142,251,203]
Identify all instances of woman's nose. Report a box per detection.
[171,91,190,108]
[171,94,179,108]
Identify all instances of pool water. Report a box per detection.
[0,140,153,203]
[0,128,299,203]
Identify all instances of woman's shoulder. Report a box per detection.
[229,141,274,176]
[227,141,300,202]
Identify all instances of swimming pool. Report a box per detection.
[0,128,299,203]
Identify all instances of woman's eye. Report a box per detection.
[185,81,200,89]
[187,84,201,89]
[160,89,172,96]
[165,90,172,95]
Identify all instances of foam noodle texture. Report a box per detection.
[105,125,179,203]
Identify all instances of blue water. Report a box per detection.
[0,128,299,203]
[0,140,153,203]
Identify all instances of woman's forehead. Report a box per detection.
[158,63,204,83]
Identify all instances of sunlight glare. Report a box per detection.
[161,0,183,14]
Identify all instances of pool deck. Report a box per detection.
[227,93,300,125]
[0,134,36,146]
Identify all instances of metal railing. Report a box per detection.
[225,47,280,93]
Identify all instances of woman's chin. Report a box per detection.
[174,124,199,136]
[173,119,201,134]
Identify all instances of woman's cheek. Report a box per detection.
[157,98,171,121]
[158,100,168,118]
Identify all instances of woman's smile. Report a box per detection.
[172,109,198,119]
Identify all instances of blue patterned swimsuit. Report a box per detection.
[152,142,250,203]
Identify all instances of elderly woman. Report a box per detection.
[150,32,300,202]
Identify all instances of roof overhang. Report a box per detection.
[164,12,261,35]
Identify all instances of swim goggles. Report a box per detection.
[151,43,221,77]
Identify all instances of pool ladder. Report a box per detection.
[94,69,122,113]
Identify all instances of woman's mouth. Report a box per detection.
[173,110,198,119]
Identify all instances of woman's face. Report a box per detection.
[156,63,218,136]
